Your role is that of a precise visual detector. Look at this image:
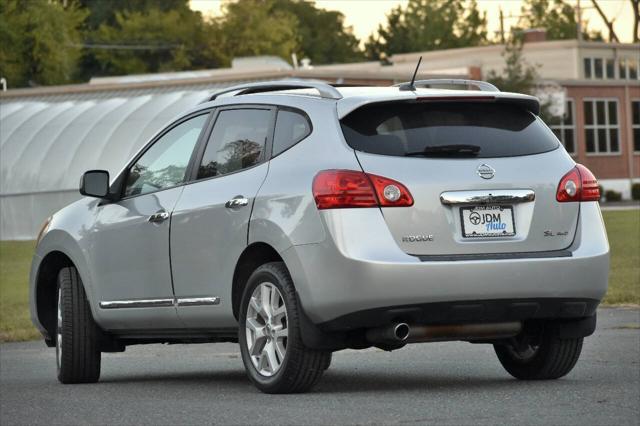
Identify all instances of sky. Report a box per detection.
[190,0,637,44]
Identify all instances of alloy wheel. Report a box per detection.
[245,282,288,377]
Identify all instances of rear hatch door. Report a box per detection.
[340,99,579,256]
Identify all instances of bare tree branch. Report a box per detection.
[590,0,620,42]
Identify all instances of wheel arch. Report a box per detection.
[34,250,74,342]
[231,242,285,321]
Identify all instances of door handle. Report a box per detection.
[225,196,249,209]
[148,210,170,223]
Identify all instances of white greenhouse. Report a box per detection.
[0,62,300,240]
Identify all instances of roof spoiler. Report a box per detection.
[411,95,539,116]
[394,79,500,93]
[495,96,540,115]
[208,80,343,101]
[392,78,540,114]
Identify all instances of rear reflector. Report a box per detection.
[313,170,414,209]
[556,164,600,202]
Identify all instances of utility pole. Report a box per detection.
[632,0,639,43]
[499,7,505,44]
[576,0,583,41]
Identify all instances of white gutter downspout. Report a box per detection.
[624,83,634,199]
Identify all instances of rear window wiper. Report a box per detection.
[404,144,481,157]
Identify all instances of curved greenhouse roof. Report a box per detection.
[1,90,212,195]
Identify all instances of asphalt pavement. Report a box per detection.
[1,307,638,426]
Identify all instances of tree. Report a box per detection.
[216,0,298,61]
[516,0,603,41]
[77,0,202,79]
[79,0,192,30]
[364,0,487,60]
[0,0,87,87]
[486,39,560,125]
[91,8,226,76]
[486,40,539,95]
[271,0,363,64]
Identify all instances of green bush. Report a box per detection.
[605,190,622,202]
[632,183,640,201]
[598,185,604,200]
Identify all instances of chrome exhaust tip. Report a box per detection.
[393,323,410,341]
[366,322,410,344]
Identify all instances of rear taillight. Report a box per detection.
[313,169,414,209]
[556,164,600,202]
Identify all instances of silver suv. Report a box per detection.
[30,80,609,393]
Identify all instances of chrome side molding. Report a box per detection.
[99,299,175,309]
[440,189,535,206]
[175,297,220,307]
[100,297,220,309]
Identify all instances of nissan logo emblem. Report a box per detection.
[477,164,495,179]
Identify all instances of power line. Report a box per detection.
[69,43,182,50]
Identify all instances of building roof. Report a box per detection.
[391,40,640,82]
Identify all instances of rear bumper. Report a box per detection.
[317,297,599,331]
[283,202,609,326]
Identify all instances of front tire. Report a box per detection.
[494,328,583,380]
[238,262,330,393]
[56,266,101,384]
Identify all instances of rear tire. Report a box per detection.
[494,328,583,380]
[56,267,101,384]
[239,262,330,393]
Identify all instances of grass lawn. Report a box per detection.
[0,240,39,342]
[601,210,640,305]
[0,210,638,342]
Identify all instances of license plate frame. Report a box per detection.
[460,205,516,238]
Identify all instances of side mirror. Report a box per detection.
[80,170,110,198]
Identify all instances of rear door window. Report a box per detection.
[340,102,559,158]
[272,109,311,156]
[197,108,271,179]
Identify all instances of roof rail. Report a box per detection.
[394,79,500,93]
[208,80,343,101]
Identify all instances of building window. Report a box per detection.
[584,99,620,154]
[619,57,639,80]
[619,58,627,79]
[584,57,639,80]
[605,59,615,79]
[593,58,603,79]
[632,100,640,153]
[549,100,576,154]
[583,58,592,79]
[628,58,638,80]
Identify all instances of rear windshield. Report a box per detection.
[340,102,559,158]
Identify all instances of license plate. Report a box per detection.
[460,205,515,238]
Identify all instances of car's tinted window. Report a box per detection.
[341,102,559,158]
[197,109,270,179]
[124,114,207,197]
[272,109,311,156]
